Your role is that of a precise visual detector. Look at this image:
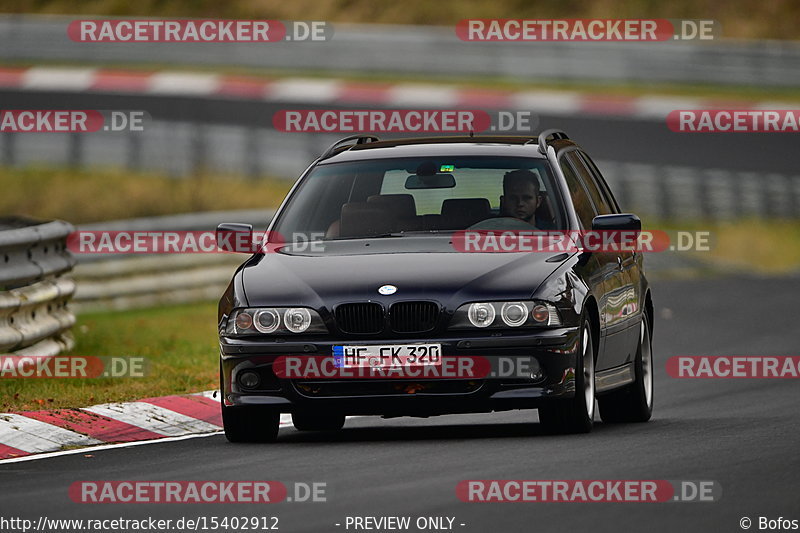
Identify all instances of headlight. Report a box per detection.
[253,309,281,333]
[284,308,312,333]
[450,301,561,329]
[501,302,528,327]
[467,303,496,328]
[225,307,327,336]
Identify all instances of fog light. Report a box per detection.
[238,370,260,389]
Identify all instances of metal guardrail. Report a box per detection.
[0,217,76,356]
[1,16,800,87]
[71,209,274,312]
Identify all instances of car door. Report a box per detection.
[574,150,641,367]
[560,150,632,370]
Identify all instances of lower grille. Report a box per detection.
[335,302,384,334]
[292,379,483,397]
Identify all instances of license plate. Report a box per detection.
[333,344,442,369]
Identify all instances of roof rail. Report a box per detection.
[535,129,570,154]
[319,135,380,160]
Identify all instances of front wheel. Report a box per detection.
[538,321,595,434]
[598,316,654,423]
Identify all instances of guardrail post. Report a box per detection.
[126,130,143,171]
[245,127,260,179]
[2,132,15,166]
[785,175,798,218]
[190,124,207,176]
[761,174,775,219]
[67,132,83,168]
[697,171,713,221]
[658,169,673,221]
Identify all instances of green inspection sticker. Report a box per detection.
[440,164,455,172]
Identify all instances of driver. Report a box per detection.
[499,169,542,224]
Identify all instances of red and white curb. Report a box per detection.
[0,66,793,120]
[0,390,293,463]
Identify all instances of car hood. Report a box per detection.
[241,237,571,310]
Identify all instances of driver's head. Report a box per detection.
[500,169,541,223]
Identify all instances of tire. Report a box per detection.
[598,316,654,423]
[220,363,280,442]
[538,320,595,434]
[291,411,346,431]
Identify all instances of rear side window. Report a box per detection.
[565,151,613,216]
[577,151,620,213]
[559,158,595,230]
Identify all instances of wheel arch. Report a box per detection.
[644,288,654,337]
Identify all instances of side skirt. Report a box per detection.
[595,363,635,393]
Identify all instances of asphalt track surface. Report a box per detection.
[1,276,798,532]
[0,88,796,174]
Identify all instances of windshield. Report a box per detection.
[272,156,566,241]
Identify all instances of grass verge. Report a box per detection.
[0,302,219,412]
[0,166,293,224]
[647,219,800,275]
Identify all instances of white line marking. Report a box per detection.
[0,431,224,464]
[22,67,97,91]
[268,78,343,102]
[0,389,364,464]
[387,84,458,107]
[510,90,581,115]
[82,403,221,436]
[634,96,703,119]
[147,73,220,95]
[0,414,101,453]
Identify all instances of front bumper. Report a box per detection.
[219,327,580,415]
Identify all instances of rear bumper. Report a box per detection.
[219,327,580,415]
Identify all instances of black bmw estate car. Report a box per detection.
[217,131,654,441]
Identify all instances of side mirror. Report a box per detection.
[591,213,641,232]
[588,214,641,252]
[216,223,254,253]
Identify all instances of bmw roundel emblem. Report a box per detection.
[378,285,397,295]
